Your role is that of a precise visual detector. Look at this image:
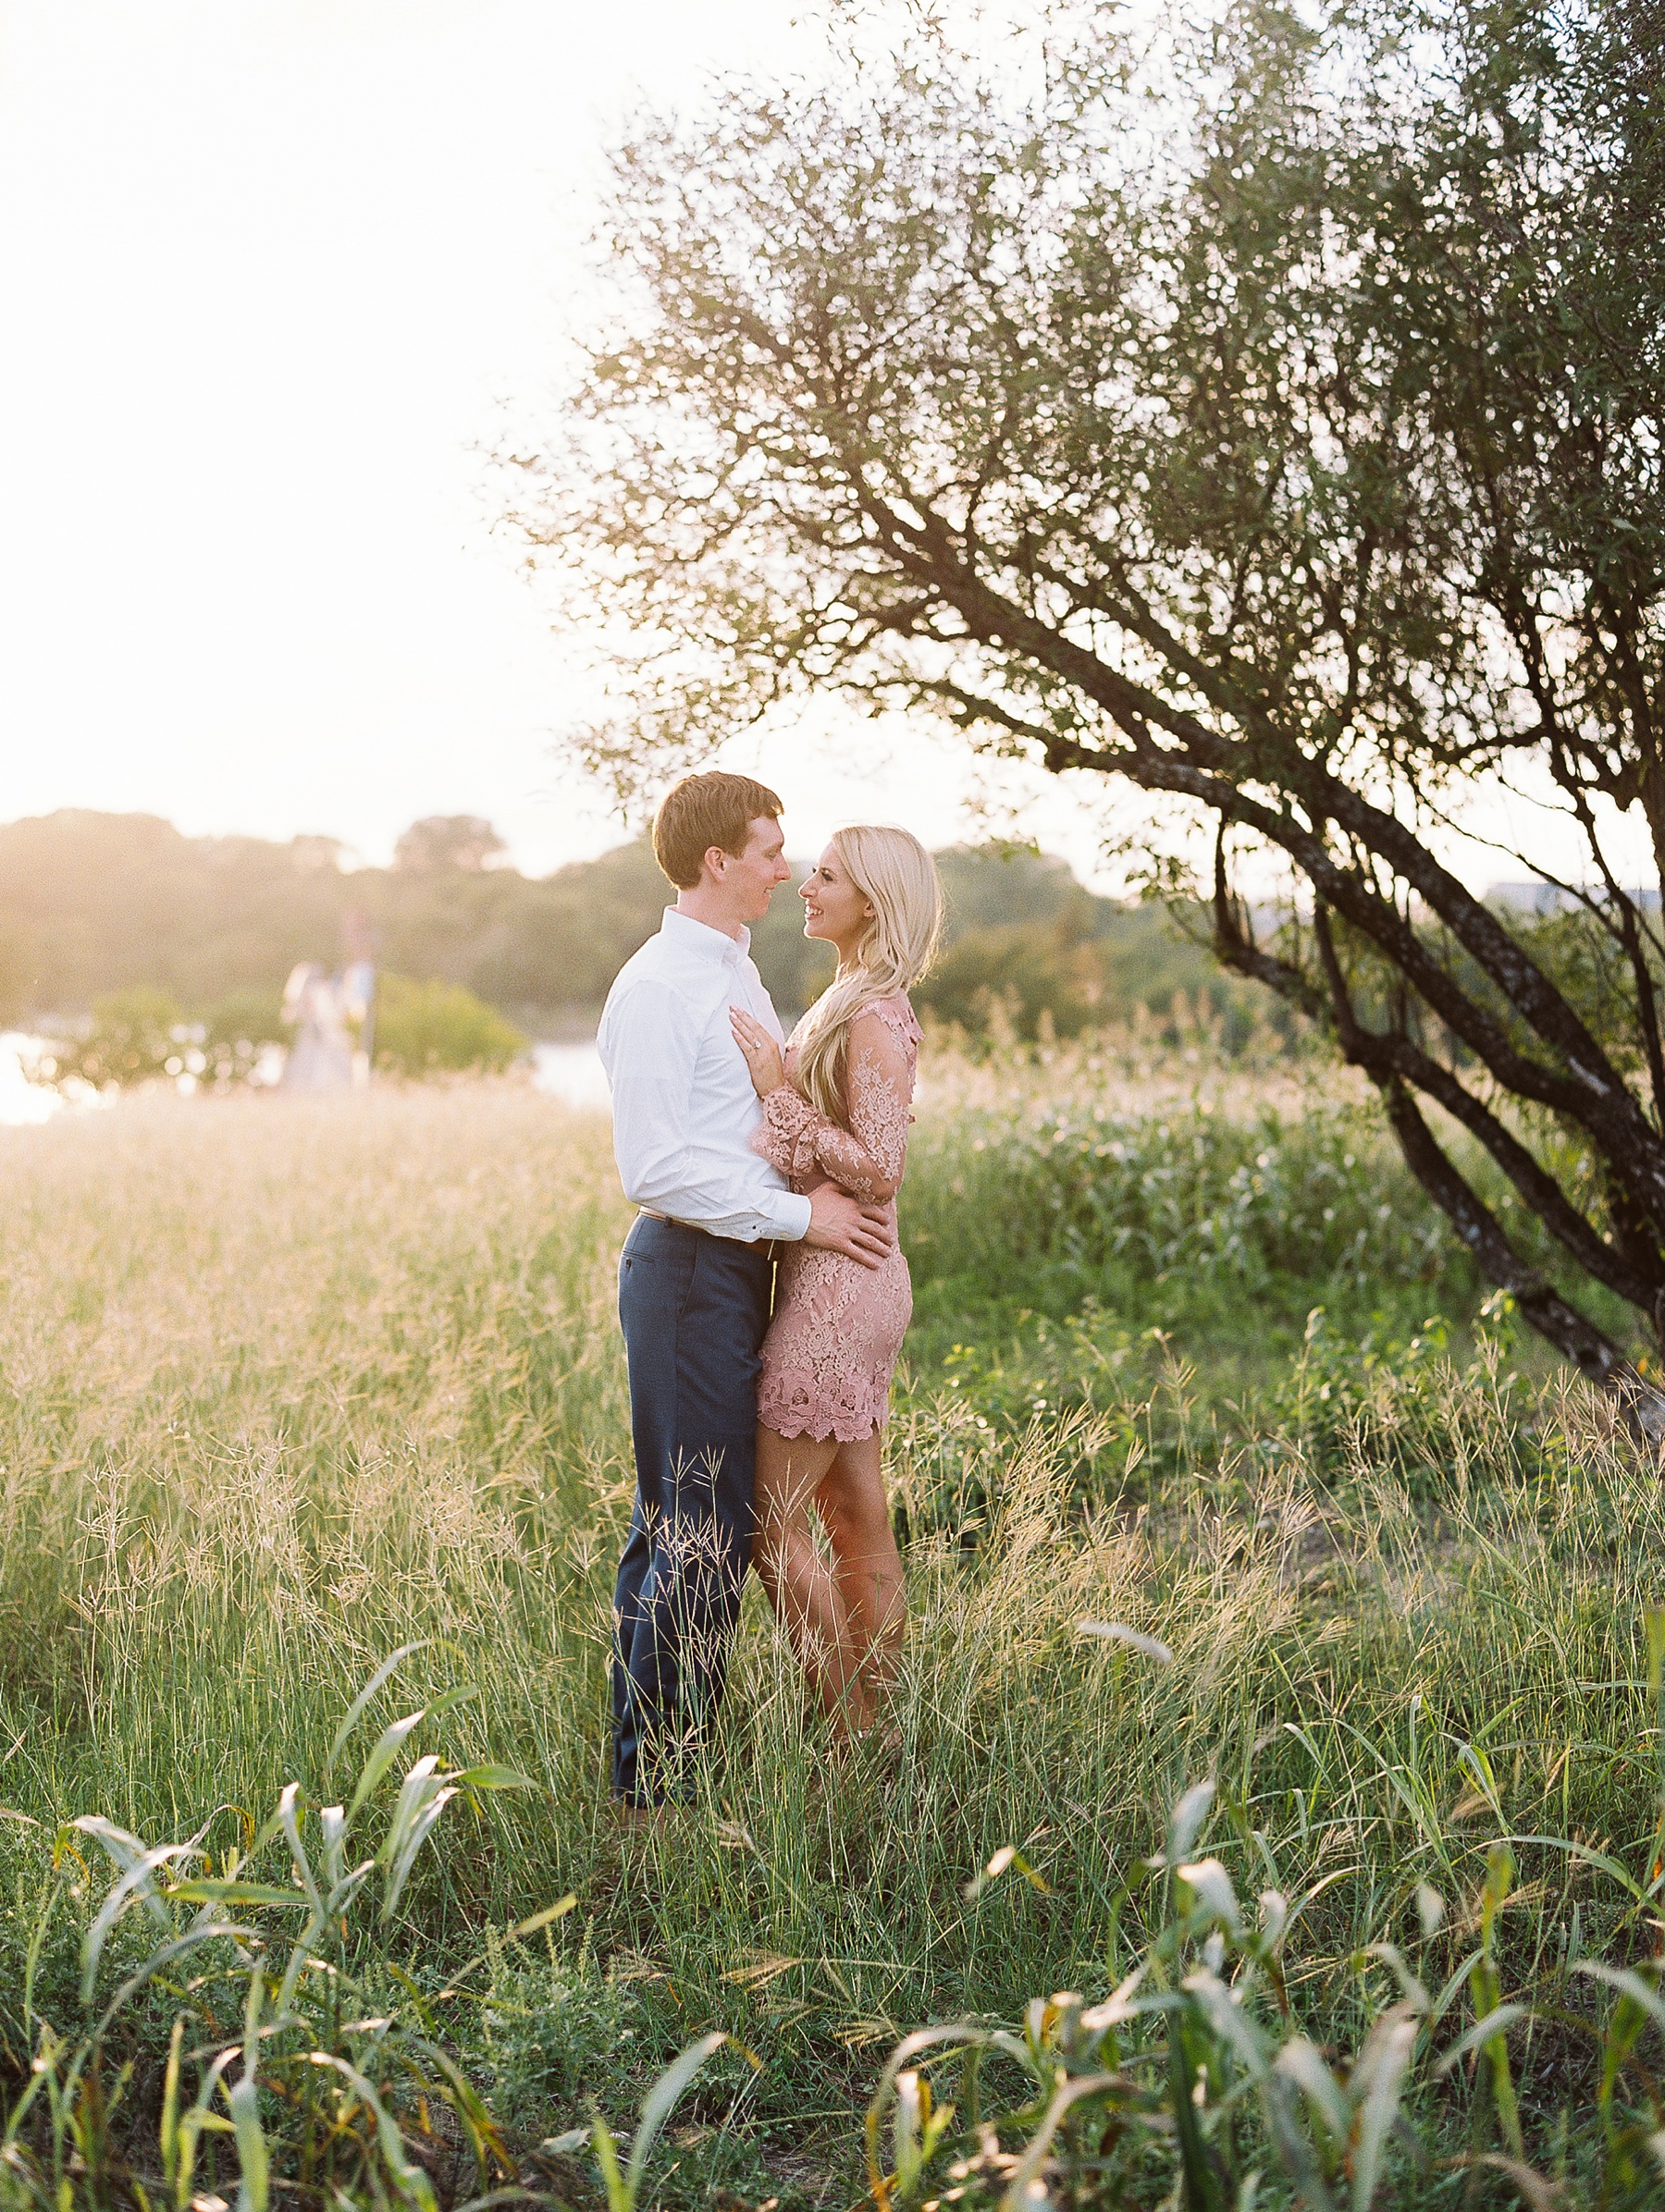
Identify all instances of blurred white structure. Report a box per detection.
[1489,879,1661,916]
[279,964,356,1091]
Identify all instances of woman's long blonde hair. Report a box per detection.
[795,826,944,1125]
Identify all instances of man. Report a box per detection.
[598,771,895,1808]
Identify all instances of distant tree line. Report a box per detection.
[0,807,1267,1045]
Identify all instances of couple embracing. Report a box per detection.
[598,771,942,1811]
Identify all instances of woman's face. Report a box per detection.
[800,844,872,954]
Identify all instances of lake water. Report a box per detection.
[0,1034,66,1125]
[530,1039,610,1112]
[0,1033,612,1126]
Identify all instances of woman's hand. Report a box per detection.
[730,1005,786,1097]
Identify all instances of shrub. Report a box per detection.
[372,975,525,1077]
[906,1093,1464,1320]
[198,986,285,1053]
[53,989,187,1089]
[45,988,293,1093]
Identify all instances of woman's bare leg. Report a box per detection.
[815,1432,905,1730]
[752,1425,847,1719]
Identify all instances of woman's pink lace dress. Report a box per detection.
[751,993,921,1443]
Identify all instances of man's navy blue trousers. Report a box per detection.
[611,1213,774,1806]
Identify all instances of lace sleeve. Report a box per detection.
[749,1004,918,1201]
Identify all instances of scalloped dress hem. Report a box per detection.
[755,1402,889,1444]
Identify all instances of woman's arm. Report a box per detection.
[746,1007,915,1201]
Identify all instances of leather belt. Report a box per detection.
[637,1208,778,1260]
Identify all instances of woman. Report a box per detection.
[729,825,942,1733]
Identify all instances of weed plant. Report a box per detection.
[0,1074,1659,2205]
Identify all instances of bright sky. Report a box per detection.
[0,1,1649,897]
[0,0,1121,882]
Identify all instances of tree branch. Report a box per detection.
[1309,906,1659,1309]
[1373,1075,1629,1384]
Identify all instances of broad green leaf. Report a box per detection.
[327,1643,430,1782]
[1183,1968,1269,2079]
[1177,1857,1241,1933]
[381,1758,457,1921]
[1434,2004,1529,2078]
[159,2017,184,2198]
[346,1711,427,1831]
[997,2072,1120,2212]
[589,2108,630,2212]
[74,1817,179,1935]
[627,2032,750,2209]
[448,1764,536,1794]
[80,1841,200,2001]
[166,1881,311,1910]
[320,1803,347,1893]
[278,1781,322,1911]
[1274,2035,1350,2148]
[1576,1960,1665,2038]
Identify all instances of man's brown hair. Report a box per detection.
[651,771,784,891]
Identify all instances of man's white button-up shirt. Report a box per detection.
[597,907,815,1245]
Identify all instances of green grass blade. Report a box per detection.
[588,2105,630,2212]
[228,2073,268,2212]
[80,1843,198,2002]
[1434,2004,1530,2080]
[1273,2036,1350,2150]
[1349,2009,1418,2212]
[158,2017,183,2198]
[625,2032,735,2209]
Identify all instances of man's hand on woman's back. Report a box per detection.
[803,1185,896,1269]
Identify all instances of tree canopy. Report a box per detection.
[515,0,1665,1389]
[0,809,1240,1044]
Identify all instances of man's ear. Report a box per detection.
[702,843,729,881]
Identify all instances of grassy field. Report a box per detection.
[0,1064,1661,2208]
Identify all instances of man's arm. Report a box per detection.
[605,978,814,1242]
[602,976,697,1201]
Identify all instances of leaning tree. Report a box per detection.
[508,0,1665,1392]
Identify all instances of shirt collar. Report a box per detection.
[660,905,749,967]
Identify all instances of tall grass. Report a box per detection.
[0,1077,1660,2204]
[904,1026,1641,1419]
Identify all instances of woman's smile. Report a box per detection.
[799,847,874,954]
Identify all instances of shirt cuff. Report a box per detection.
[772,1192,814,1242]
